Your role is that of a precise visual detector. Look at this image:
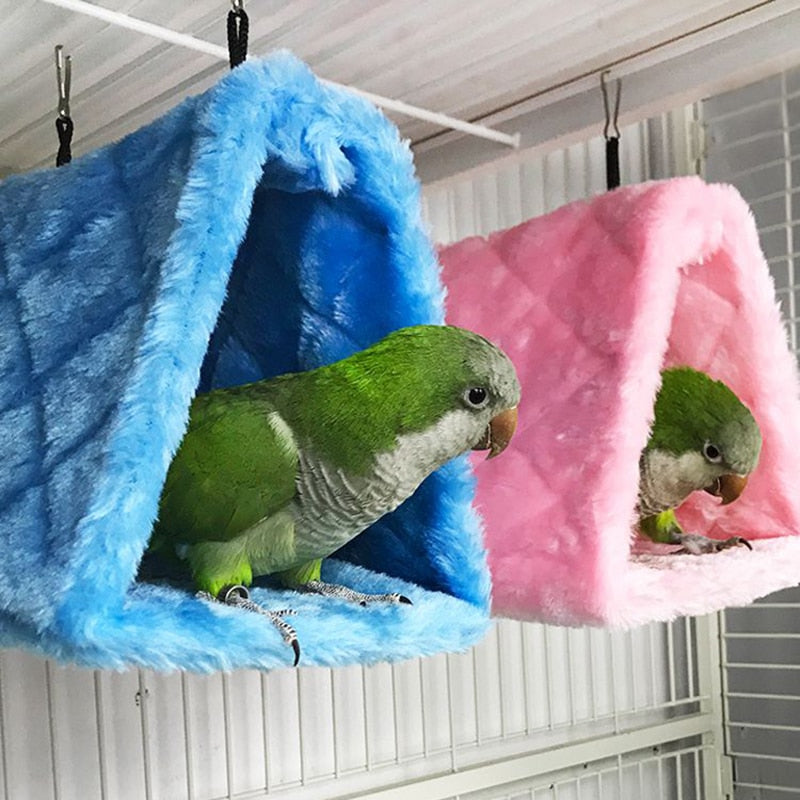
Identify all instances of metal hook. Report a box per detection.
[601,70,621,140]
[55,44,71,119]
[231,0,244,10]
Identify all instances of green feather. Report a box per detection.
[268,325,517,475]
[152,324,520,595]
[639,508,683,543]
[645,367,761,475]
[157,393,298,545]
[279,560,323,586]
[637,366,762,548]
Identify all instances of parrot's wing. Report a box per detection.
[156,389,298,544]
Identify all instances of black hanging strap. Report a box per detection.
[55,45,73,167]
[227,0,249,69]
[55,116,73,168]
[605,137,619,192]
[601,71,621,190]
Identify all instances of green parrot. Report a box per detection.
[637,366,762,555]
[151,324,520,663]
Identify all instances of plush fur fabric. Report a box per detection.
[0,52,490,671]
[440,177,800,626]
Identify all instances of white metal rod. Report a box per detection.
[352,715,714,800]
[735,782,798,795]
[731,720,800,733]
[727,750,800,764]
[41,0,231,59]
[727,690,800,701]
[338,85,520,147]
[39,0,520,148]
[724,661,800,670]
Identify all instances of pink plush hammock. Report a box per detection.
[440,177,800,627]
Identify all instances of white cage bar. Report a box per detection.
[701,62,800,799]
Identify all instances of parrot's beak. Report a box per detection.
[705,473,749,505]
[474,406,518,459]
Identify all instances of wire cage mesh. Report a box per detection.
[700,63,800,799]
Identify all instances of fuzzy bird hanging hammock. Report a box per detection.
[441,177,800,627]
[0,53,492,671]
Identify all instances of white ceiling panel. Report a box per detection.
[0,0,799,177]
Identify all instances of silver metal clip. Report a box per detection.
[601,70,621,140]
[55,44,72,119]
[231,0,244,10]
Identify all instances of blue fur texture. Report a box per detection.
[0,53,490,671]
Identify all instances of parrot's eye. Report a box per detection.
[465,387,489,408]
[703,442,723,463]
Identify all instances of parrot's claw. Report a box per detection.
[197,585,301,666]
[672,533,753,555]
[301,580,412,607]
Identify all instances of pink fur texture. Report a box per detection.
[440,177,800,627]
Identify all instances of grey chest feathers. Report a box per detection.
[292,408,477,557]
[637,448,716,517]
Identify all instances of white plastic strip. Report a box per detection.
[42,0,229,58]
[338,85,520,147]
[38,0,520,148]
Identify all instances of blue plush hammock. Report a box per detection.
[0,53,490,671]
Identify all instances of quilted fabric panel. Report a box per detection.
[0,53,490,670]
[441,177,800,627]
[1,149,160,625]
